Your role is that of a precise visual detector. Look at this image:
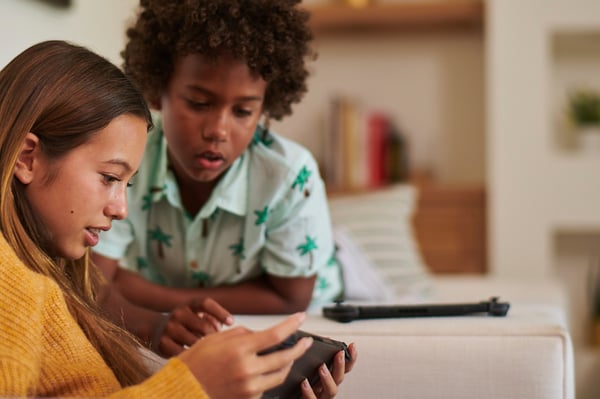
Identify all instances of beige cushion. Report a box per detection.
[328,184,431,300]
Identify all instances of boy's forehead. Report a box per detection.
[174,53,262,81]
[176,51,246,68]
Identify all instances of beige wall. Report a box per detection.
[486,0,600,277]
[0,0,137,67]
[487,2,600,397]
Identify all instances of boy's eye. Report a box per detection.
[186,99,208,110]
[234,108,253,117]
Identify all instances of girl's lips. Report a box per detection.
[84,228,100,247]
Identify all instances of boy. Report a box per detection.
[92,0,343,316]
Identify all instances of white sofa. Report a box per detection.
[236,275,574,399]
[145,277,574,398]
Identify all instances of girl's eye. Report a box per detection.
[102,174,126,186]
[103,174,133,188]
[102,174,119,184]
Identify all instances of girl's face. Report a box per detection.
[158,52,267,186]
[16,114,147,260]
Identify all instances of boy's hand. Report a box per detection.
[153,297,234,356]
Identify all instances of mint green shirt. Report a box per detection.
[94,121,343,306]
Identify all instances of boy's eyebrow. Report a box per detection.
[186,85,263,102]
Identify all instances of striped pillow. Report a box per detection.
[328,184,431,300]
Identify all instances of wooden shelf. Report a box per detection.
[304,1,484,33]
[412,180,487,274]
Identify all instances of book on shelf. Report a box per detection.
[323,94,410,191]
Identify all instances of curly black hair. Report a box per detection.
[122,0,316,121]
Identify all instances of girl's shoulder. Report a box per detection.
[0,233,60,344]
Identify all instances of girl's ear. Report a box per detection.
[14,132,41,185]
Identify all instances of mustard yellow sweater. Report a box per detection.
[0,233,209,398]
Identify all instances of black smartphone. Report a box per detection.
[260,330,351,399]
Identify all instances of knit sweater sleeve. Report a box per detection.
[0,233,209,399]
[109,358,209,399]
[0,243,46,396]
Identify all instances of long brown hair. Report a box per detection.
[0,40,152,386]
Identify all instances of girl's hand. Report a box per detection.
[153,297,234,356]
[300,342,358,399]
[178,312,311,399]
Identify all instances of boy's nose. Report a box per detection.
[202,112,228,142]
[203,127,227,142]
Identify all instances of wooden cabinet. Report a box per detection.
[412,180,486,274]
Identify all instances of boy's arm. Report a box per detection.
[93,253,234,355]
[155,273,317,314]
[94,252,315,314]
[95,272,167,347]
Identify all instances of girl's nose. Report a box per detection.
[106,190,128,221]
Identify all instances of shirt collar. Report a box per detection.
[148,121,250,218]
[199,152,249,218]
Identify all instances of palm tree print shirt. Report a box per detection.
[93,121,343,307]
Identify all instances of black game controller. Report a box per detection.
[322,297,510,323]
[260,330,351,399]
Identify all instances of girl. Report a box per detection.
[0,40,330,398]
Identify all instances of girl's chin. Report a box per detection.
[54,246,87,261]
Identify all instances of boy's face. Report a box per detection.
[159,53,267,185]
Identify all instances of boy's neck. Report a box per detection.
[170,168,219,217]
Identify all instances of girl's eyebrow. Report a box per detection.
[103,160,140,179]
[103,159,134,173]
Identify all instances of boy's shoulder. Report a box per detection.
[249,127,316,169]
[145,117,167,154]
[125,121,169,201]
[245,128,322,201]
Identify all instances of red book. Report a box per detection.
[366,111,389,188]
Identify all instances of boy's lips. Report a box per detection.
[196,151,225,170]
